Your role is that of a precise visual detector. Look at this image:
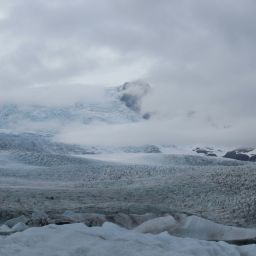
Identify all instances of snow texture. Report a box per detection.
[1,144,256,227]
[0,85,143,133]
[1,222,256,256]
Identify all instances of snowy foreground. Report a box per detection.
[1,221,256,256]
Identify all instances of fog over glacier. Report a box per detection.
[1,2,256,255]
[1,0,256,147]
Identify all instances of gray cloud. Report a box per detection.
[0,0,256,145]
[1,0,256,88]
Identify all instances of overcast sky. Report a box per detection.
[1,0,256,146]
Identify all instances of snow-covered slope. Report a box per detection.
[0,82,151,133]
[161,145,256,162]
[0,132,95,154]
[1,80,255,161]
[1,130,256,163]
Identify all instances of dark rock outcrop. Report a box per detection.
[118,81,152,119]
[224,148,256,162]
[193,147,218,157]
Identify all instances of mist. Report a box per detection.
[1,0,256,147]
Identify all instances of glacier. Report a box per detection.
[1,81,256,255]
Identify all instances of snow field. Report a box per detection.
[1,221,256,256]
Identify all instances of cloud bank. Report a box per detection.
[1,0,256,146]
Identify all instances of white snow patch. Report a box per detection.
[134,215,178,234]
[134,215,256,241]
[1,222,256,256]
[242,148,256,157]
[174,215,256,241]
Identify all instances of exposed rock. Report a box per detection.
[144,145,161,153]
[54,220,73,225]
[30,210,49,226]
[118,81,151,119]
[224,151,250,161]
[193,147,218,157]
[142,112,151,120]
[83,213,107,227]
[251,155,256,161]
[122,145,161,153]
[224,148,256,162]
[207,153,217,157]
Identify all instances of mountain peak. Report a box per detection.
[118,80,151,118]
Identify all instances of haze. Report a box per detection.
[1,0,256,146]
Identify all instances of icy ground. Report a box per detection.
[1,149,256,227]
[1,143,256,255]
[2,221,256,256]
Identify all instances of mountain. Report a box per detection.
[118,80,152,119]
[184,146,256,162]
[191,146,256,162]
[0,81,150,133]
[0,81,255,162]
[224,148,256,161]
[0,132,95,155]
